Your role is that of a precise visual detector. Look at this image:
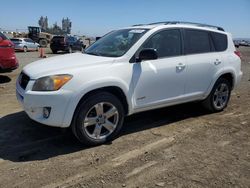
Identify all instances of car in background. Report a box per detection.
[50,35,85,54]
[233,40,240,48]
[0,32,18,72]
[239,40,250,47]
[11,38,40,52]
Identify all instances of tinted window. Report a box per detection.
[142,29,182,58]
[11,39,22,42]
[24,38,33,43]
[211,32,227,51]
[52,36,64,42]
[184,29,211,54]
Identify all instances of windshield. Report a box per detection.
[85,29,148,57]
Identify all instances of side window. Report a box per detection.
[27,39,33,43]
[142,29,182,58]
[184,29,211,54]
[211,32,228,52]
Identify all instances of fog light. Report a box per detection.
[43,107,51,118]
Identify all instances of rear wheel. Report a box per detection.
[52,50,57,54]
[202,78,231,112]
[71,92,125,146]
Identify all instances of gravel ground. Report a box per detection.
[0,47,249,188]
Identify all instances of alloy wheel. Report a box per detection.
[83,102,119,140]
[213,83,229,110]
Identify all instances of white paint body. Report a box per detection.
[16,24,242,127]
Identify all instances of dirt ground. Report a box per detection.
[0,47,249,188]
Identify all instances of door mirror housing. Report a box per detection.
[0,37,3,43]
[136,48,158,62]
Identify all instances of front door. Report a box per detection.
[132,29,187,109]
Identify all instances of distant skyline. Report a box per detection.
[0,0,250,38]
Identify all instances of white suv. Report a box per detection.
[16,22,242,145]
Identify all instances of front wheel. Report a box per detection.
[202,78,231,112]
[71,92,125,146]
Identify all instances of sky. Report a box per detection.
[0,0,250,38]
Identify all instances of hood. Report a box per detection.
[23,53,115,79]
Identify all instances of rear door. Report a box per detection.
[26,38,36,50]
[183,29,225,97]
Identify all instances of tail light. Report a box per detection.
[234,51,241,58]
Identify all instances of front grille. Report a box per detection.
[19,72,30,90]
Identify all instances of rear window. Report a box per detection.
[11,39,22,42]
[52,36,64,41]
[184,29,211,54]
[211,32,228,51]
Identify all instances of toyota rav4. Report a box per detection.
[16,22,242,145]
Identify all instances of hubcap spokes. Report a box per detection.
[213,83,229,109]
[83,102,119,140]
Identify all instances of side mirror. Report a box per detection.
[136,48,158,62]
[0,37,3,43]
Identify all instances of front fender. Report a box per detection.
[61,77,131,127]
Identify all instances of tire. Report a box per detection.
[202,78,231,112]
[71,92,125,146]
[52,50,57,54]
[23,46,28,53]
[39,39,48,48]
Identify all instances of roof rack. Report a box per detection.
[133,21,225,31]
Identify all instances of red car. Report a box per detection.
[0,32,19,72]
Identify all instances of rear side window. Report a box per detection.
[184,29,211,54]
[142,29,182,58]
[24,39,33,43]
[211,32,228,51]
[52,36,64,42]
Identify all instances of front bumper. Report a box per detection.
[16,79,73,128]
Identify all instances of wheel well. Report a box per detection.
[219,73,234,89]
[76,86,129,115]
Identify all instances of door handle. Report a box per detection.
[214,59,222,65]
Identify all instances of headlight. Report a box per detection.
[32,74,72,91]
